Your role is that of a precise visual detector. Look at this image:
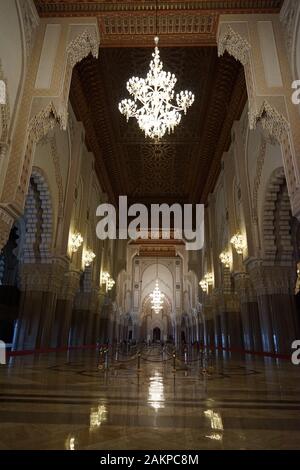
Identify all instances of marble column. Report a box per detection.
[71,288,100,346]
[51,270,80,348]
[249,264,300,354]
[15,260,68,350]
[212,290,244,350]
[234,273,262,351]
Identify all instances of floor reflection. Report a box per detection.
[65,435,77,450]
[148,371,165,410]
[90,404,108,430]
[1,349,300,450]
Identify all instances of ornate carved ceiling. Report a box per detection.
[70,46,246,204]
[35,0,283,47]
[34,1,281,204]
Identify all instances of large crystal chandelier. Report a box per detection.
[118,34,194,140]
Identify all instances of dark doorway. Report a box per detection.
[153,327,161,342]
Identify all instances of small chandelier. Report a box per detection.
[100,271,115,291]
[118,1,194,140]
[230,232,246,255]
[101,271,110,285]
[204,272,214,285]
[150,280,164,314]
[107,277,115,291]
[84,249,96,267]
[199,279,208,292]
[70,232,83,253]
[219,251,231,268]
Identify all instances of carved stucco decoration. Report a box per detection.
[249,263,296,296]
[38,131,64,217]
[67,29,99,68]
[0,208,14,252]
[22,168,53,264]
[218,25,251,67]
[261,167,294,265]
[252,138,267,224]
[19,258,69,293]
[19,0,39,60]
[15,28,100,209]
[0,60,10,162]
[251,100,290,144]
[218,24,300,209]
[253,100,299,200]
[218,25,259,128]
[280,0,298,56]
[60,29,100,129]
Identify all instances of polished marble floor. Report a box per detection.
[0,346,300,450]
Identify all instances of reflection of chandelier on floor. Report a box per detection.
[118,0,194,140]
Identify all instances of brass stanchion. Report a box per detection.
[104,348,109,369]
[172,351,176,372]
[137,352,141,372]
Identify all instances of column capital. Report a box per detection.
[19,257,69,293]
[248,261,296,295]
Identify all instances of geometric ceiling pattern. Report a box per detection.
[70,47,246,204]
[35,0,282,205]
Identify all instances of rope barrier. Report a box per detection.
[6,343,292,362]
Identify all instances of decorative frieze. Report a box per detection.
[18,0,39,60]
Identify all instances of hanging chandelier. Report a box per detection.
[118,1,194,140]
[83,249,96,267]
[150,280,164,314]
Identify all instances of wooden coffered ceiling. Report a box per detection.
[34,1,282,205]
[70,46,246,205]
[35,0,283,47]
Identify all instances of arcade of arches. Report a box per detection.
[0,0,300,451]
